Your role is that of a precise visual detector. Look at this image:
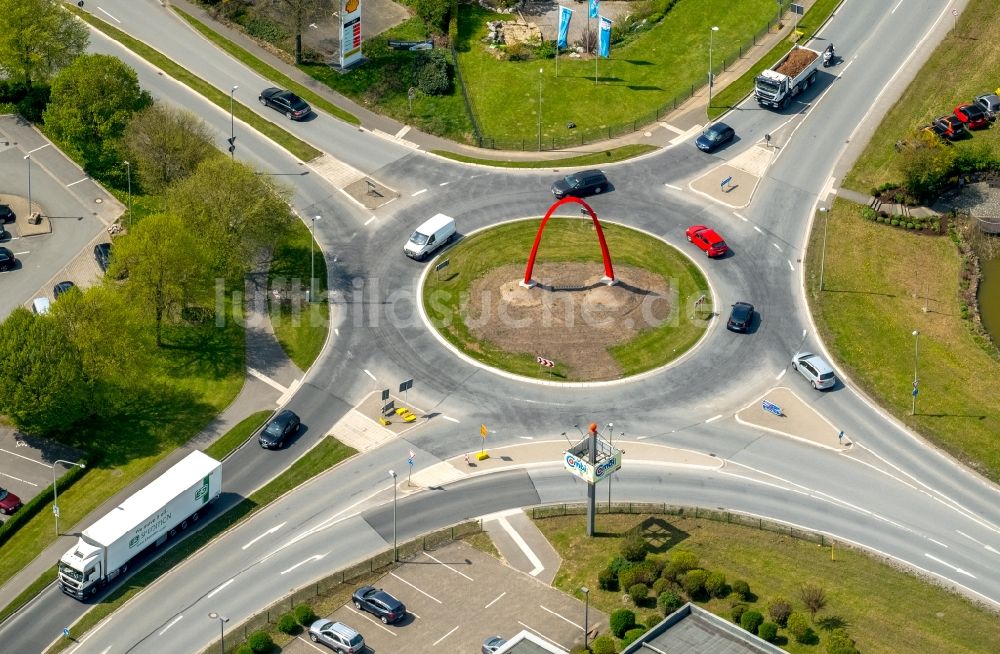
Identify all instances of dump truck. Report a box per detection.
[58,451,221,599]
[755,44,822,109]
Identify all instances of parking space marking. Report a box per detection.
[157,615,182,635]
[431,625,459,646]
[484,591,506,609]
[0,472,38,486]
[280,554,323,574]
[421,551,474,581]
[347,607,398,635]
[390,571,442,603]
[297,636,328,653]
[497,516,544,576]
[540,605,583,629]
[0,448,53,468]
[14,250,29,256]
[517,620,563,646]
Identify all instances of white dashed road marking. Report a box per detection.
[411,189,427,197]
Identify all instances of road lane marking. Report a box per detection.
[422,551,474,581]
[67,177,89,187]
[927,537,948,548]
[334,328,340,336]
[158,615,183,635]
[664,183,682,191]
[891,0,905,13]
[27,144,50,154]
[956,530,1000,554]
[484,592,506,609]
[439,181,450,186]
[787,259,794,271]
[364,216,376,226]
[772,242,782,252]
[925,553,975,578]
[776,369,787,381]
[363,369,377,381]
[733,212,748,222]
[753,225,763,234]
[205,578,235,599]
[411,189,427,197]
[395,125,411,138]
[390,571,442,603]
[442,415,460,423]
[705,414,722,423]
[432,625,460,646]
[497,515,544,576]
[242,522,286,550]
[98,7,122,23]
[247,367,287,393]
[280,554,323,574]
[540,605,581,629]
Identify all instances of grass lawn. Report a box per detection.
[203,410,272,461]
[456,0,776,147]
[422,218,708,380]
[67,6,322,163]
[268,218,330,371]
[842,0,1000,193]
[47,436,357,654]
[709,0,842,119]
[804,200,1000,481]
[535,513,1000,653]
[431,143,657,167]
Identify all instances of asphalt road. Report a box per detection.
[4,0,998,653]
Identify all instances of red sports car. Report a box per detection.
[685,225,729,257]
[953,103,991,130]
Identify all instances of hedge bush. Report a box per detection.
[236,646,253,654]
[767,597,792,626]
[651,577,671,596]
[610,608,636,638]
[294,603,316,625]
[628,583,649,604]
[663,550,699,581]
[590,634,617,654]
[619,560,658,590]
[740,610,764,634]
[657,591,683,615]
[787,612,815,644]
[758,621,778,642]
[732,579,751,600]
[731,603,748,624]
[622,627,646,647]
[826,628,860,654]
[599,566,618,591]
[620,529,648,562]
[705,571,727,598]
[246,631,273,653]
[0,455,90,547]
[277,612,298,634]
[681,569,708,597]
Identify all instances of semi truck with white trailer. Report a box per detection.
[58,450,221,599]
[755,44,822,109]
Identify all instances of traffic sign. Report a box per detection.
[761,400,782,417]
[53,505,60,518]
[407,449,415,466]
[480,424,488,438]
[912,388,918,397]
[912,380,918,388]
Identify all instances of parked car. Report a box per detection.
[308,620,364,653]
[727,301,754,332]
[53,281,76,299]
[94,242,112,273]
[550,169,609,199]
[685,225,729,257]
[0,204,13,223]
[974,92,1000,117]
[695,122,735,152]
[352,585,406,624]
[791,352,836,389]
[259,87,311,120]
[0,246,16,272]
[258,409,300,449]
[928,114,967,141]
[0,487,22,515]
[953,103,990,130]
[483,636,508,654]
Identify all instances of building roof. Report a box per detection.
[495,630,566,654]
[621,603,786,654]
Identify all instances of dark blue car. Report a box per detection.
[696,122,735,152]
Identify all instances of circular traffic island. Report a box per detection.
[421,217,711,382]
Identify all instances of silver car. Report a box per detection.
[791,352,836,390]
[308,620,364,653]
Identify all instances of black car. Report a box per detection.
[53,281,76,299]
[94,243,112,273]
[259,88,311,120]
[0,204,14,223]
[550,169,609,199]
[695,122,735,152]
[0,247,15,272]
[258,409,300,449]
[727,301,755,332]
[352,586,406,624]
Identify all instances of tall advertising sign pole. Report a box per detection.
[564,420,623,539]
[586,423,597,536]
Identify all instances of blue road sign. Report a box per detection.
[912,388,918,396]
[63,628,70,638]
[761,400,782,416]
[720,176,733,189]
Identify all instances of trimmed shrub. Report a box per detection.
[621,529,648,562]
[705,571,727,598]
[610,608,636,638]
[664,550,699,581]
[861,206,877,220]
[787,612,815,643]
[732,579,752,601]
[758,621,778,642]
[651,577,671,597]
[657,591,683,615]
[599,566,619,591]
[767,597,792,627]
[826,628,860,654]
[608,555,631,577]
[415,51,451,96]
[906,222,915,229]
[277,612,298,634]
[681,569,709,597]
[622,627,646,647]
[590,634,617,654]
[891,219,899,226]
[294,603,316,625]
[740,610,764,634]
[629,583,649,604]
[247,631,273,653]
[236,646,253,654]
[730,603,748,624]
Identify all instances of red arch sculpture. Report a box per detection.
[522,196,616,287]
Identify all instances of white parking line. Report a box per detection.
[348,607,398,634]
[411,189,427,197]
[0,472,37,486]
[0,448,53,468]
[540,605,582,629]
[484,592,506,609]
[363,369,377,381]
[517,620,562,645]
[297,635,329,653]
[439,181,450,186]
[432,625,460,646]
[205,578,234,599]
[27,144,50,154]
[733,212,748,222]
[422,551,474,581]
[157,615,183,636]
[390,571,443,603]
[14,250,29,256]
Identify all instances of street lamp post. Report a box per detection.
[123,160,132,226]
[24,154,32,218]
[53,460,86,536]
[229,85,238,159]
[708,26,720,108]
[537,68,544,151]
[310,215,320,303]
[911,330,920,415]
[208,612,229,654]
[818,207,829,291]
[581,586,590,649]
[389,470,398,561]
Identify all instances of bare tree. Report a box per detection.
[798,584,827,621]
[271,0,334,64]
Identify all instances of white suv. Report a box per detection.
[308,620,364,653]
[791,352,836,390]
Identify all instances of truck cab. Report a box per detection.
[59,540,110,599]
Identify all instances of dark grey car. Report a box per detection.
[258,409,300,449]
[727,301,754,332]
[352,585,406,624]
[259,87,311,120]
[550,169,609,199]
[696,122,735,152]
[94,243,112,273]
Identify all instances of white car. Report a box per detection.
[791,352,836,389]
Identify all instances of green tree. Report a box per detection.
[898,131,955,201]
[123,103,216,193]
[166,158,294,279]
[412,0,450,33]
[0,0,88,88]
[43,54,151,171]
[0,307,91,434]
[114,212,212,346]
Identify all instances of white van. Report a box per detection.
[403,213,456,261]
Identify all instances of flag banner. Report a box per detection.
[589,0,600,19]
[557,6,573,49]
[598,15,612,58]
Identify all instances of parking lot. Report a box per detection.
[284,540,606,654]
[0,427,86,521]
